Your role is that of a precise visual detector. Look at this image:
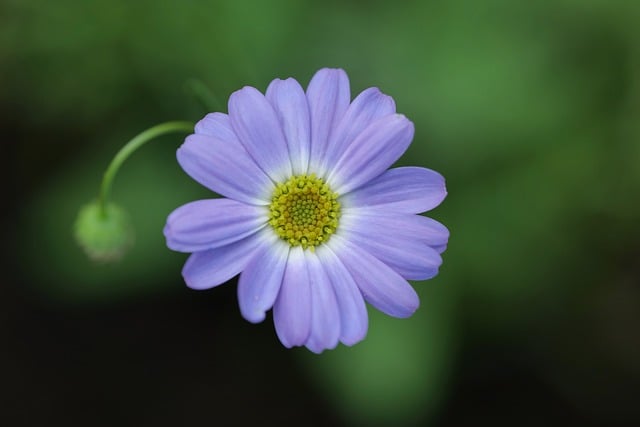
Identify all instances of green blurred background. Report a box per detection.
[3,0,640,425]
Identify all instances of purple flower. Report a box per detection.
[164,68,449,353]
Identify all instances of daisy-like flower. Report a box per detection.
[164,68,449,353]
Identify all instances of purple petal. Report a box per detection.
[229,86,292,181]
[266,78,311,175]
[273,247,311,347]
[306,68,350,175]
[432,243,448,254]
[321,87,396,173]
[237,236,289,323]
[316,245,368,346]
[304,250,340,353]
[177,133,272,205]
[340,212,443,281]
[181,231,267,290]
[327,114,414,194]
[341,208,450,254]
[342,167,447,213]
[164,199,266,253]
[331,236,420,318]
[194,112,239,143]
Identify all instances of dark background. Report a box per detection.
[3,0,640,426]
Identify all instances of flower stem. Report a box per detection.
[98,121,194,217]
[185,78,222,112]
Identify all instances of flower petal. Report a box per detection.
[194,112,239,143]
[266,78,311,175]
[164,199,267,253]
[341,166,447,213]
[316,245,368,346]
[306,68,350,175]
[340,213,443,281]
[273,247,311,347]
[321,87,396,173]
[228,86,292,181]
[181,231,267,290]
[431,243,448,254]
[237,235,289,323]
[341,208,450,254]
[177,133,272,205]
[331,235,420,318]
[327,114,414,194]
[304,250,340,353]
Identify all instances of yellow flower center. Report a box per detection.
[268,174,341,250]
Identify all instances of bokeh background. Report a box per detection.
[3,0,640,425]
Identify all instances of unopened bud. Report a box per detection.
[74,202,134,262]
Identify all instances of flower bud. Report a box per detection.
[74,201,134,262]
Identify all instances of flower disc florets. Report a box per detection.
[268,174,340,250]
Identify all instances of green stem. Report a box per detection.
[185,78,222,112]
[98,121,194,216]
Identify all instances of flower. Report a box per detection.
[164,68,449,353]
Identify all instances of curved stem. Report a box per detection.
[98,121,194,216]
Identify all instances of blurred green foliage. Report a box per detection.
[5,0,640,425]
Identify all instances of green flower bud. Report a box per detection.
[74,202,134,262]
